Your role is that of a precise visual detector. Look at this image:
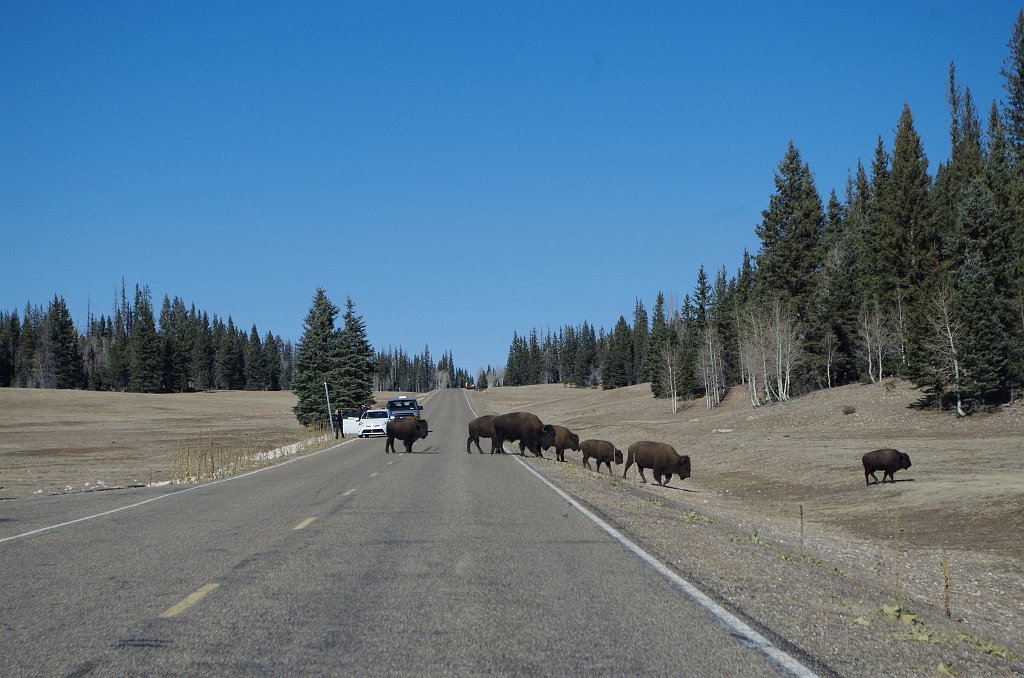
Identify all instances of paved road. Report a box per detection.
[1,389,812,676]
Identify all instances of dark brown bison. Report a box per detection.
[542,424,580,462]
[385,417,429,454]
[862,448,912,485]
[492,412,555,457]
[466,415,497,454]
[581,439,623,474]
[623,441,691,487]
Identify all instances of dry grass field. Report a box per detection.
[0,389,312,495]
[2,382,1022,673]
[469,380,1024,559]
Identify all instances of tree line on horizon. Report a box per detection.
[0,282,472,416]
[0,282,294,393]
[500,12,1024,416]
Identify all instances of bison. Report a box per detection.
[385,416,429,454]
[862,448,912,485]
[623,441,691,487]
[581,439,623,474]
[492,412,555,457]
[466,415,498,454]
[542,424,581,462]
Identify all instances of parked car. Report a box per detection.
[357,409,391,437]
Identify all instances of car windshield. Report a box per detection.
[388,400,417,412]
[362,411,387,420]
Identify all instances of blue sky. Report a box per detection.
[2,2,1020,375]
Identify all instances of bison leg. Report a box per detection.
[600,461,610,474]
[583,457,592,471]
[467,435,474,454]
[622,458,633,479]
[865,471,879,485]
[385,436,394,454]
[636,467,649,484]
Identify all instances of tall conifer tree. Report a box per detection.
[292,288,339,427]
[331,297,374,410]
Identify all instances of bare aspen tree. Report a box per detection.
[737,305,764,407]
[858,298,891,384]
[823,329,838,388]
[661,342,680,413]
[698,322,726,409]
[736,297,799,404]
[894,286,909,370]
[766,296,799,402]
[927,283,966,417]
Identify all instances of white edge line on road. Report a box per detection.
[463,391,819,678]
[0,437,359,545]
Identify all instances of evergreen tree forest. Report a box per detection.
[0,282,293,392]
[503,12,1024,415]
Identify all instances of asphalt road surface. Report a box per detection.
[1,389,816,676]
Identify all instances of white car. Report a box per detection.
[357,409,391,437]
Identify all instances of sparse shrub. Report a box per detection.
[842,405,856,415]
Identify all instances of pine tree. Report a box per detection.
[632,299,649,383]
[41,297,82,387]
[330,297,374,410]
[985,102,1024,391]
[754,142,825,319]
[263,330,282,390]
[244,325,268,390]
[602,316,632,389]
[129,286,162,392]
[948,180,1010,406]
[0,310,19,387]
[292,288,340,427]
[573,322,597,387]
[1001,9,1024,159]
[558,326,577,385]
[647,292,669,397]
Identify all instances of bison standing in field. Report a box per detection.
[581,439,623,474]
[385,417,429,454]
[491,412,555,457]
[623,441,691,487]
[862,448,912,485]
[542,424,580,462]
[467,415,497,454]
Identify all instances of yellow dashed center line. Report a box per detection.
[294,517,317,530]
[343,488,356,496]
[159,583,219,618]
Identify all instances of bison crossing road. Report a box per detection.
[466,410,693,488]
[385,416,429,454]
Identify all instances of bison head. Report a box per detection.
[415,418,429,439]
[675,455,691,481]
[613,448,624,465]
